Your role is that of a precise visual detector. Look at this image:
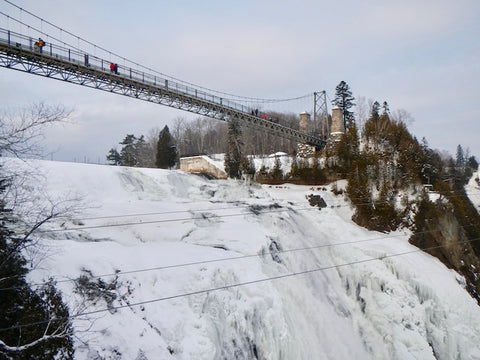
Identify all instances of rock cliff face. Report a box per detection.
[411,174,480,302]
[410,195,480,304]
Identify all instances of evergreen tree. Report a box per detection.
[134,135,151,168]
[332,81,355,130]
[119,134,138,167]
[106,148,122,165]
[455,144,466,185]
[270,156,284,181]
[224,118,244,179]
[468,156,479,171]
[336,122,359,176]
[155,126,177,169]
[456,144,465,169]
[382,101,390,115]
[241,156,256,180]
[108,134,155,167]
[370,101,380,123]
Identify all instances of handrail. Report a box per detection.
[0,27,325,147]
[0,27,258,115]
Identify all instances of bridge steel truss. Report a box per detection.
[0,29,325,149]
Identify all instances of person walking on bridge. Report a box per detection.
[34,38,45,53]
[110,63,118,74]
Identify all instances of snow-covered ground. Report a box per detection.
[3,158,480,360]
[466,168,480,214]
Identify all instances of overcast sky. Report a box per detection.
[1,0,479,163]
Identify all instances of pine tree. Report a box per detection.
[106,148,122,165]
[108,134,155,167]
[382,101,390,115]
[336,122,359,176]
[241,156,256,180]
[468,156,479,171]
[119,134,138,167]
[270,156,284,181]
[224,118,243,179]
[455,144,466,185]
[135,135,151,168]
[456,144,465,169]
[370,101,380,122]
[332,81,355,130]
[155,126,177,169]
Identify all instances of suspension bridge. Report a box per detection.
[0,3,329,149]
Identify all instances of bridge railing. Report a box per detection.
[0,28,257,116]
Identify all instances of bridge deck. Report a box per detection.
[0,28,325,148]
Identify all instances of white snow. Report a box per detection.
[466,168,480,214]
[3,158,480,360]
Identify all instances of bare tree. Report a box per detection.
[0,103,76,359]
[390,108,414,127]
[171,116,186,141]
[355,96,368,131]
[144,127,161,167]
[0,102,71,158]
[169,112,299,158]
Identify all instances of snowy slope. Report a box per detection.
[3,158,480,360]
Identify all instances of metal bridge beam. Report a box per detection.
[0,36,325,149]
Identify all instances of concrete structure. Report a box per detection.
[180,156,227,179]
[331,107,345,134]
[297,112,316,157]
[322,107,345,157]
[299,111,310,132]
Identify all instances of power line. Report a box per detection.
[0,190,478,325]
[0,179,476,289]
[45,206,314,232]
[2,223,477,293]
[1,235,479,333]
[69,204,254,221]
[40,190,480,233]
[39,200,396,232]
[7,191,473,291]
[0,232,408,292]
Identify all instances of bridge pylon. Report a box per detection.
[313,91,329,140]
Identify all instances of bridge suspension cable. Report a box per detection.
[0,1,327,148]
[0,0,312,106]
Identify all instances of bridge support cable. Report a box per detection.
[0,28,326,148]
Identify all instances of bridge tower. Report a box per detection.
[297,112,316,157]
[313,91,329,138]
[331,107,345,135]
